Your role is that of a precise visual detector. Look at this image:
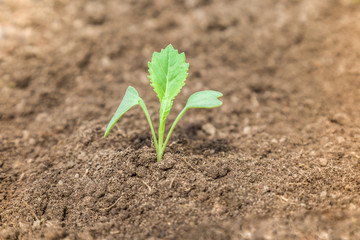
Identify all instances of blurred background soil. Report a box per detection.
[0,0,360,239]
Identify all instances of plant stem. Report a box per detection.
[157,116,165,161]
[159,107,188,161]
[139,100,158,150]
[140,101,188,162]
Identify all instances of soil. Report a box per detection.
[1,0,360,239]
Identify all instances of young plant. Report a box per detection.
[104,44,223,161]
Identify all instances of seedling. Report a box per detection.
[104,44,223,161]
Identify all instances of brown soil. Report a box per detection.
[1,0,360,239]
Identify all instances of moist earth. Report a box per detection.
[1,0,360,239]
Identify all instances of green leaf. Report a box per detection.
[104,86,142,138]
[148,44,189,120]
[185,90,223,110]
[160,90,223,160]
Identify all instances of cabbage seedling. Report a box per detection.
[104,44,222,161]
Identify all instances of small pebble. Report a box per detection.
[29,138,36,145]
[35,112,49,122]
[158,159,175,170]
[320,191,327,198]
[349,203,357,210]
[27,158,34,164]
[202,123,216,136]
[344,184,353,191]
[15,100,26,113]
[230,95,239,103]
[78,152,87,161]
[331,112,350,125]
[101,56,111,68]
[33,220,41,228]
[66,161,75,169]
[319,158,328,166]
[14,138,21,146]
[263,185,270,193]
[22,130,30,140]
[243,126,251,135]
[337,136,345,144]
[205,165,229,179]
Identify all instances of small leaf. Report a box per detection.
[185,90,223,110]
[104,86,142,138]
[148,44,189,120]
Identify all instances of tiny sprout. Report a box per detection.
[105,44,222,161]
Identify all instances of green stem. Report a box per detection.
[139,100,158,150]
[159,107,188,160]
[157,116,165,161]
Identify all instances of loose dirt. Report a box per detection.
[1,0,360,239]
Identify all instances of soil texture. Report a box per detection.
[1,0,360,239]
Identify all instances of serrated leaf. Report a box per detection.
[104,86,142,138]
[185,90,223,110]
[148,44,189,120]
